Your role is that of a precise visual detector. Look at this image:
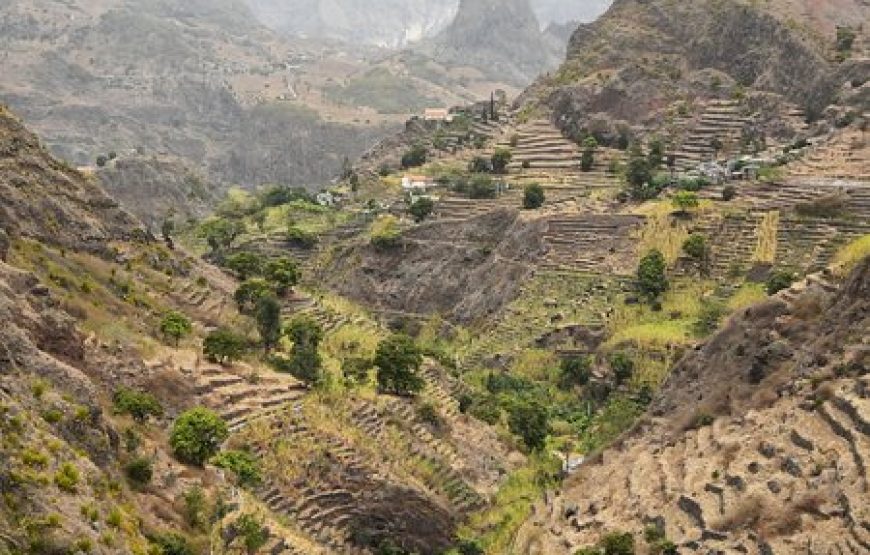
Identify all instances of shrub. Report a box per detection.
[264,257,300,295]
[766,269,796,295]
[416,402,445,430]
[124,457,153,487]
[370,215,402,250]
[409,197,435,223]
[491,148,512,174]
[795,194,846,218]
[637,250,669,300]
[113,388,163,423]
[600,531,635,554]
[151,532,195,555]
[203,328,248,365]
[54,463,80,493]
[401,144,428,168]
[722,185,737,201]
[581,136,598,172]
[235,513,269,554]
[521,160,532,169]
[159,311,192,347]
[374,334,424,396]
[682,234,707,260]
[169,408,229,465]
[211,450,260,488]
[522,183,545,209]
[508,401,549,451]
[286,226,318,249]
[647,138,664,169]
[342,357,372,385]
[225,252,264,280]
[278,316,324,386]
[96,155,108,168]
[467,174,497,199]
[609,352,634,385]
[672,191,700,214]
[468,156,492,173]
[694,299,727,336]
[233,279,272,314]
[559,357,592,389]
[469,396,501,424]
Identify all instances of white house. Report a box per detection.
[402,175,434,192]
[423,108,453,123]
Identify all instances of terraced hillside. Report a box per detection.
[515,257,870,554]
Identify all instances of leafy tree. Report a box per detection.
[647,138,665,169]
[672,191,700,214]
[211,450,261,488]
[468,156,492,174]
[255,295,282,354]
[225,252,264,280]
[637,250,669,300]
[161,217,175,243]
[410,197,435,223]
[96,155,108,168]
[508,401,549,451]
[234,279,272,314]
[280,316,324,386]
[766,269,796,295]
[491,148,513,174]
[159,311,192,347]
[522,183,545,210]
[113,388,163,423]
[169,408,228,466]
[559,356,592,389]
[401,144,428,168]
[264,257,300,296]
[374,334,424,396]
[286,226,318,249]
[581,136,598,172]
[203,328,248,365]
[124,457,153,487]
[625,144,654,199]
[198,218,244,254]
[682,234,707,260]
[609,352,635,385]
[234,513,269,554]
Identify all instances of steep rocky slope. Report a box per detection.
[516,258,870,553]
[521,0,868,139]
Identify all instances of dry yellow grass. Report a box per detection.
[753,211,779,263]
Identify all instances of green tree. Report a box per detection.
[523,183,545,210]
[234,279,272,314]
[401,144,428,168]
[468,174,497,199]
[374,334,424,396]
[113,388,163,423]
[766,269,796,295]
[225,252,264,280]
[203,328,248,365]
[198,218,244,254]
[169,408,228,466]
[609,352,635,386]
[559,356,592,389]
[159,311,192,347]
[235,513,269,554]
[682,233,709,276]
[410,197,435,223]
[625,144,654,199]
[508,401,549,451]
[647,138,664,169]
[468,156,492,173]
[491,148,513,174]
[255,295,282,354]
[211,450,261,488]
[637,250,669,300]
[600,531,635,555]
[581,136,598,172]
[672,191,700,215]
[151,533,195,555]
[264,257,300,296]
[281,316,324,386]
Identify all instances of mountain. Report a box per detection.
[244,0,460,48]
[531,0,613,26]
[419,0,565,86]
[0,0,393,212]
